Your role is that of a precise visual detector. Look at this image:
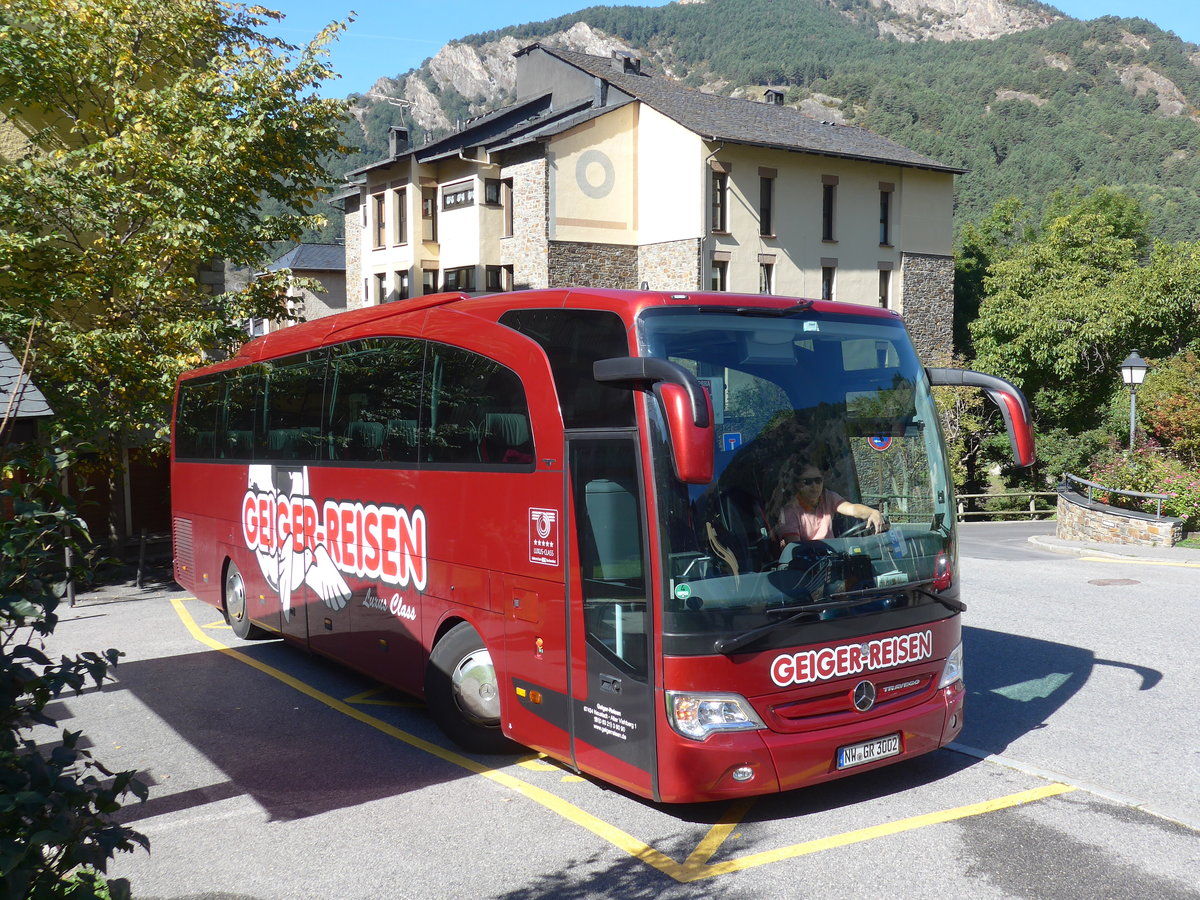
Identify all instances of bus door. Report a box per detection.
[274,462,314,645]
[566,435,657,796]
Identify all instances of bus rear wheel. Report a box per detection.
[224,560,267,640]
[427,622,514,754]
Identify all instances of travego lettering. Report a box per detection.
[769,630,934,687]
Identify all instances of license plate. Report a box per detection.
[836,733,901,769]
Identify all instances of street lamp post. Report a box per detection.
[1119,350,1149,452]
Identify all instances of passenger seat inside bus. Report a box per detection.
[482,412,533,464]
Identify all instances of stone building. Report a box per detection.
[256,242,348,334]
[343,44,962,358]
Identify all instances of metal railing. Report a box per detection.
[1061,472,1169,518]
[955,491,1058,520]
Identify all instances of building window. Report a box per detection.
[759,173,775,236]
[485,265,513,292]
[422,268,438,295]
[821,265,836,301]
[878,269,890,309]
[710,260,728,292]
[422,188,437,243]
[394,187,407,246]
[822,180,837,242]
[759,262,774,294]
[487,178,515,238]
[711,170,728,233]
[443,266,475,292]
[362,278,369,302]
[374,272,387,304]
[394,271,409,302]
[442,181,475,211]
[879,184,893,246]
[372,193,386,248]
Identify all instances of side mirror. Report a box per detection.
[594,357,715,484]
[926,367,1036,467]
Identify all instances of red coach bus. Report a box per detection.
[172,287,1033,803]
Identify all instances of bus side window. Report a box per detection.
[424,344,532,468]
[499,308,635,429]
[221,369,263,461]
[264,352,328,461]
[328,339,423,465]
[175,377,222,459]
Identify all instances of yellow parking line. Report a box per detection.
[684,783,1076,881]
[1080,556,1200,569]
[169,597,1076,882]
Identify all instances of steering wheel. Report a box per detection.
[839,518,875,538]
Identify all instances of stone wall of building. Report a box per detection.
[343,196,364,310]
[638,239,702,291]
[548,240,639,289]
[900,251,954,363]
[501,146,549,290]
[1056,488,1184,547]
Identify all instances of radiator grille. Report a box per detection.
[173,516,194,574]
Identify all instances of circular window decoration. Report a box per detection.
[576,149,615,199]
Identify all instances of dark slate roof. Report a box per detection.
[0,341,53,420]
[347,92,568,176]
[265,243,346,273]
[539,46,964,174]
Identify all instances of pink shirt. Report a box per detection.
[777,489,845,542]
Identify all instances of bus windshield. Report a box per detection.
[638,307,958,656]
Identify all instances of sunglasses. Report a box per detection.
[799,476,824,486]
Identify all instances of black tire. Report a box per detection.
[224,560,267,640]
[426,622,514,754]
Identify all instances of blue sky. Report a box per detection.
[263,0,1200,98]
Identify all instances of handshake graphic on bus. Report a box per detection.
[241,465,428,618]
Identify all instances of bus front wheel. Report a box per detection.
[427,622,514,754]
[224,560,267,640]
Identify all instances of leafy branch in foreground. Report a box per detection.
[1,453,149,900]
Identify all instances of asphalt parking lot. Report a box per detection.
[36,525,1200,898]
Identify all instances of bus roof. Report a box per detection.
[183,288,903,379]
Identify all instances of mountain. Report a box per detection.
[339,0,1200,242]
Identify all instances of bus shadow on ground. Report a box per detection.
[69,640,477,825]
[960,624,1161,755]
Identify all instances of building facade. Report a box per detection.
[344,45,962,358]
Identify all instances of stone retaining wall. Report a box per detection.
[1056,487,1184,547]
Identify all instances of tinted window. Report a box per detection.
[572,437,648,679]
[222,367,265,460]
[264,352,328,461]
[175,378,222,459]
[500,308,635,429]
[328,339,424,464]
[425,344,532,468]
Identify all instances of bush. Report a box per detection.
[1089,444,1200,531]
[1,453,148,899]
[1139,350,1200,467]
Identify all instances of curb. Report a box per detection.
[1027,535,1194,564]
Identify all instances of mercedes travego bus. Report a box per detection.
[171,287,1034,803]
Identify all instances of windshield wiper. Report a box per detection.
[713,579,963,656]
[829,578,965,613]
[913,584,966,613]
[713,593,890,655]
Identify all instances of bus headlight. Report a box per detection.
[938,641,964,689]
[666,691,766,741]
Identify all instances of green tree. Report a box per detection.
[969,188,1200,480]
[0,0,351,467]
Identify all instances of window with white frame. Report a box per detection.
[442,181,475,211]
